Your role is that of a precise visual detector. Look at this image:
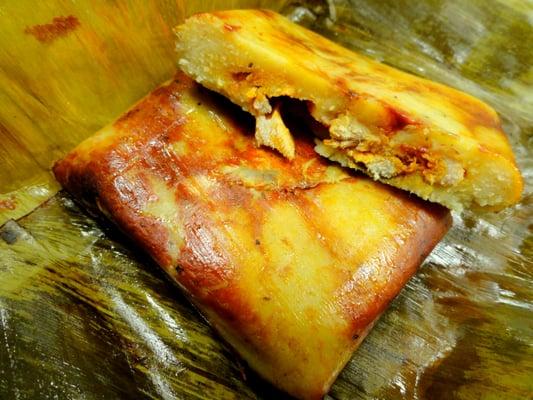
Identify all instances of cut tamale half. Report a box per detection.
[174,9,523,211]
[53,73,451,399]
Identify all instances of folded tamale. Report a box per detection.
[175,10,523,211]
[53,73,451,399]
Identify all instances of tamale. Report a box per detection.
[53,73,451,399]
[174,9,523,211]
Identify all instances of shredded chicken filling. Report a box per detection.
[252,95,464,187]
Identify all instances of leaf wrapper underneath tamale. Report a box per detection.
[53,73,451,399]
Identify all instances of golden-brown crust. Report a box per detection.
[54,74,450,399]
[339,198,451,333]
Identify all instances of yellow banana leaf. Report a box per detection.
[0,0,532,399]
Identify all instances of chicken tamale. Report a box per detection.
[174,10,523,211]
[53,73,451,399]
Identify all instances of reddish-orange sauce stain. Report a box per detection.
[24,15,80,43]
[224,23,241,32]
[231,71,252,81]
[0,196,17,211]
[258,9,277,20]
[386,106,417,132]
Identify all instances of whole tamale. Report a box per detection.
[53,72,450,399]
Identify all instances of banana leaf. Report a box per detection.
[0,0,532,399]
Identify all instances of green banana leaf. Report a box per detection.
[1,0,532,399]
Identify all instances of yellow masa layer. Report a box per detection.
[54,75,451,399]
[175,9,523,211]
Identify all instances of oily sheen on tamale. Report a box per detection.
[53,73,451,399]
